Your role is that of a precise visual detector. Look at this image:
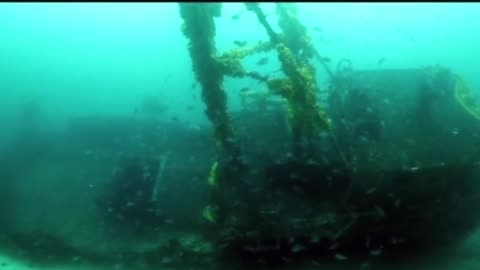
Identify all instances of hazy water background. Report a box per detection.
[1,3,480,270]
[1,3,479,150]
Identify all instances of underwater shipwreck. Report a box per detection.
[2,3,480,270]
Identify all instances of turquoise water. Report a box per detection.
[1,3,480,269]
[1,3,479,145]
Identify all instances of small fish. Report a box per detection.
[405,138,416,145]
[161,257,173,264]
[218,242,230,249]
[375,205,385,217]
[164,219,174,224]
[126,201,135,207]
[378,57,386,65]
[233,40,247,47]
[410,166,420,171]
[392,199,401,208]
[291,243,305,253]
[312,26,322,32]
[391,237,405,245]
[261,68,282,81]
[240,87,250,93]
[191,82,197,89]
[409,36,415,43]
[366,187,376,195]
[186,105,194,111]
[361,262,370,268]
[319,57,331,63]
[329,242,339,250]
[288,236,295,244]
[370,248,383,256]
[359,136,369,143]
[256,57,269,66]
[292,185,304,194]
[289,173,299,179]
[335,253,348,260]
[231,11,243,20]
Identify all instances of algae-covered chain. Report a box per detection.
[179,3,234,154]
[454,74,480,120]
[180,2,333,226]
[179,3,248,226]
[246,3,329,159]
[200,160,219,224]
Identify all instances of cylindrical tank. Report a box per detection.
[214,66,480,265]
[328,65,480,171]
